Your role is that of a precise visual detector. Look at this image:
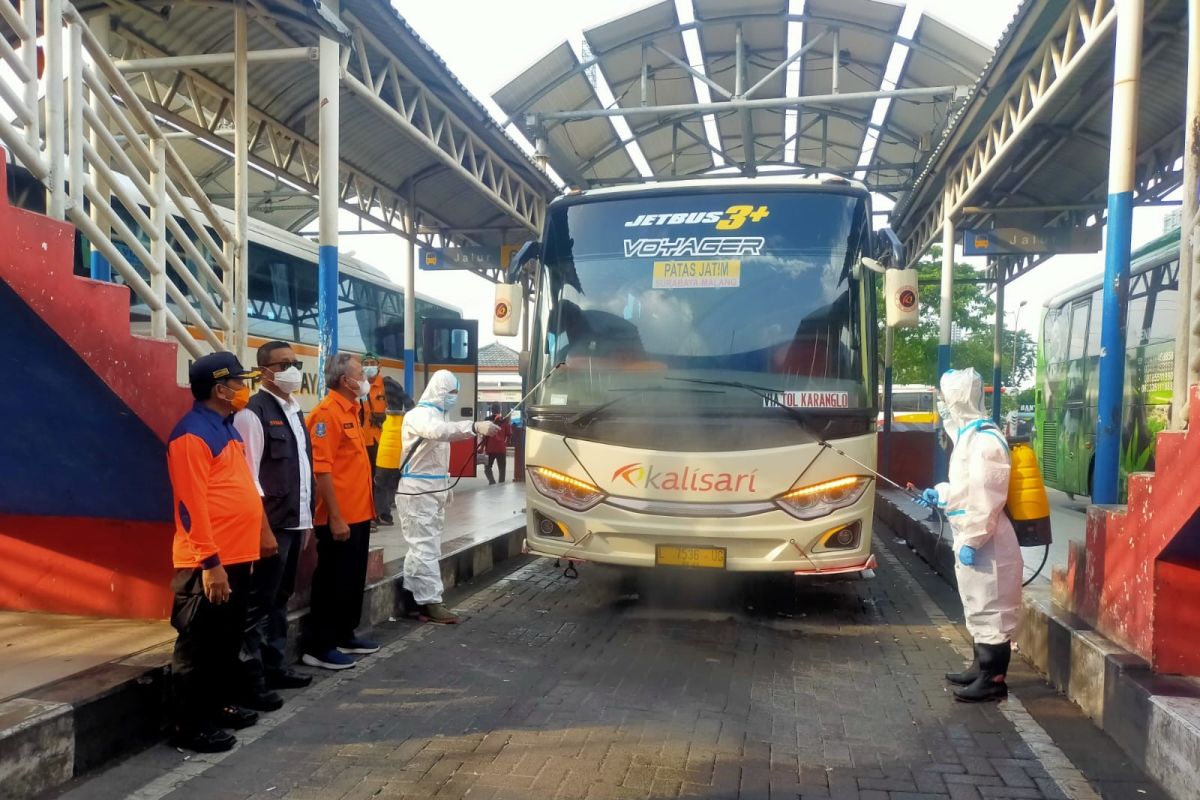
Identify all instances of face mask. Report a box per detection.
[229,384,250,412]
[445,392,459,409]
[273,366,303,394]
[363,366,379,379]
[356,378,371,400]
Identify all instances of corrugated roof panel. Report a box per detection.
[584,0,678,53]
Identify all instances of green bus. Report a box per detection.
[1034,229,1180,500]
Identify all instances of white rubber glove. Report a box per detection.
[474,421,499,437]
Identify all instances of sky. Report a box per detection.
[339,0,1178,348]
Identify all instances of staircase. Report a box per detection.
[1055,385,1200,675]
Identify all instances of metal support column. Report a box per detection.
[317,11,341,393]
[882,324,894,480]
[149,138,167,339]
[993,262,1005,425]
[1094,0,1143,504]
[22,0,38,151]
[44,0,66,220]
[67,18,83,214]
[403,184,416,397]
[233,1,250,360]
[936,201,955,481]
[1175,0,1200,426]
[88,12,110,281]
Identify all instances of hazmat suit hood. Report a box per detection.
[418,369,459,412]
[940,368,987,440]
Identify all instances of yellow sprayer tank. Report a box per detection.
[1006,441,1052,547]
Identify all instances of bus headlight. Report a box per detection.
[774,476,871,521]
[527,466,606,512]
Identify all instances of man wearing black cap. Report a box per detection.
[166,351,264,753]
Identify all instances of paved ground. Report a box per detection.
[52,524,1165,800]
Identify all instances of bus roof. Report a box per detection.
[557,174,870,203]
[1043,227,1181,310]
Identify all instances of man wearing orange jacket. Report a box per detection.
[166,352,265,753]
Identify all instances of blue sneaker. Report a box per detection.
[337,636,380,655]
[301,648,356,670]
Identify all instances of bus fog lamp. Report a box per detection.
[528,466,606,512]
[820,521,862,550]
[774,476,871,520]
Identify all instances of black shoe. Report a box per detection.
[266,669,313,690]
[946,647,980,686]
[213,705,259,730]
[953,642,1011,703]
[240,689,284,711]
[170,725,236,753]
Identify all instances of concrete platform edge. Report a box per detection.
[0,524,527,800]
[875,489,1200,800]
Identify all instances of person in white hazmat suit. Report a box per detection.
[917,368,1022,702]
[398,370,498,624]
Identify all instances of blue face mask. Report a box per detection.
[445,393,459,409]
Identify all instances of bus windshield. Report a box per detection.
[529,188,872,441]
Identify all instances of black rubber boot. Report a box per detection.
[953,642,1010,703]
[946,645,980,685]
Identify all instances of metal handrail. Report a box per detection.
[0,0,245,359]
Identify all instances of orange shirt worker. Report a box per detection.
[302,353,379,670]
[361,352,387,474]
[166,352,263,753]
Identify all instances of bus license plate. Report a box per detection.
[655,545,726,569]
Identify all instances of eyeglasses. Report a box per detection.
[265,360,303,371]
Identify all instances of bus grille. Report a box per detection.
[1041,418,1058,483]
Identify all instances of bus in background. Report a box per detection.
[878,384,938,430]
[1034,228,1179,500]
[508,176,883,576]
[105,187,481,475]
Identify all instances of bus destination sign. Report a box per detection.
[962,226,1101,256]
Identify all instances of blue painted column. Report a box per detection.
[89,250,110,282]
[1094,0,1143,504]
[316,24,340,395]
[403,185,416,398]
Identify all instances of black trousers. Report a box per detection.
[484,453,507,483]
[241,528,304,687]
[170,562,253,731]
[374,467,401,518]
[306,520,370,653]
[367,444,379,482]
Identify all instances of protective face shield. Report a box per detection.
[364,365,380,379]
[272,366,303,394]
[419,369,460,412]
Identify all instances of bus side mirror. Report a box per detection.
[884,267,920,328]
[505,240,541,284]
[493,282,523,337]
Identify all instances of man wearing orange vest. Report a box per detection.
[166,352,263,753]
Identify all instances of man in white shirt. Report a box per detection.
[233,341,316,708]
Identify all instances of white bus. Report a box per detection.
[514,177,881,575]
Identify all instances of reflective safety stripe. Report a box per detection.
[417,401,444,412]
[402,472,449,479]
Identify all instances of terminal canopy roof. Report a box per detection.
[493,0,991,207]
[69,0,557,255]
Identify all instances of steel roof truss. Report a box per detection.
[340,8,544,235]
[902,0,1120,264]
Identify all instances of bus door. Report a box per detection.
[422,318,479,478]
[1062,298,1091,494]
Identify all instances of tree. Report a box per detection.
[877,246,1036,389]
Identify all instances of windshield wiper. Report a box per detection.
[664,377,825,444]
[568,385,724,429]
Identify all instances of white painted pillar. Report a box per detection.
[1176,0,1200,425]
[44,0,66,220]
[234,1,250,359]
[404,184,416,396]
[317,2,341,393]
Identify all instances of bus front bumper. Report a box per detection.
[521,494,875,575]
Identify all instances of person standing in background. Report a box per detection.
[482,402,512,485]
[233,341,315,707]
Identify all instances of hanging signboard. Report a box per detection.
[420,244,521,272]
[962,226,1101,256]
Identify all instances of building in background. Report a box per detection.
[478,343,521,414]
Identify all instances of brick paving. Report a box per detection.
[55,530,1165,800]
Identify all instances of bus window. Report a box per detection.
[1126,294,1147,348]
[1044,306,1068,365]
[1145,261,1179,344]
[1068,300,1089,361]
[1086,292,1104,358]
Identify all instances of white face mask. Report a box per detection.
[273,366,303,394]
[356,378,371,400]
[363,366,379,379]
